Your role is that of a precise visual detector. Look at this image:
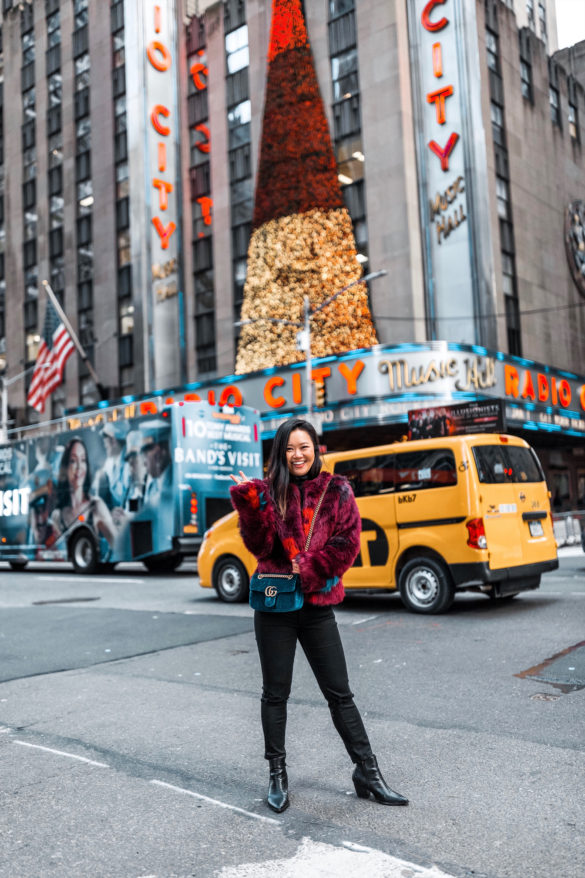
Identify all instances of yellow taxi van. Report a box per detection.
[197,433,558,614]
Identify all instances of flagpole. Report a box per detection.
[41,280,108,400]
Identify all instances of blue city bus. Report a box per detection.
[0,402,262,574]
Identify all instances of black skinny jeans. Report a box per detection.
[254,603,373,763]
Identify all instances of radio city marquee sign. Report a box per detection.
[66,344,585,437]
[408,0,496,348]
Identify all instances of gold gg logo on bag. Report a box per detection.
[265,585,278,597]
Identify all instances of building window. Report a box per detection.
[520,60,532,102]
[21,30,35,66]
[74,0,89,30]
[490,101,505,146]
[485,30,498,73]
[48,72,62,107]
[549,86,560,126]
[526,0,535,31]
[501,253,515,297]
[496,177,510,220]
[47,11,61,46]
[538,3,547,44]
[505,294,522,356]
[225,24,248,74]
[569,102,579,140]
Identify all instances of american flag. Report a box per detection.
[27,298,75,413]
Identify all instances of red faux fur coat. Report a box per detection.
[229,470,361,606]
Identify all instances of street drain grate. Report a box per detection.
[32,597,101,605]
[516,640,585,694]
[530,693,560,702]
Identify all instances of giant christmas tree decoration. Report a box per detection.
[235,0,378,374]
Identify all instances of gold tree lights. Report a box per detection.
[235,0,378,375]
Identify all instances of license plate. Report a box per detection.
[529,520,544,537]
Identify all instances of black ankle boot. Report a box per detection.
[267,756,289,813]
[352,755,408,806]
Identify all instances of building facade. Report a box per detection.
[0,0,584,505]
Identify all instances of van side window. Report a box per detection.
[472,445,544,483]
[334,454,396,497]
[394,449,457,492]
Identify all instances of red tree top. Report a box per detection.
[253,0,345,229]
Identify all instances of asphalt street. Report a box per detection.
[0,550,583,878]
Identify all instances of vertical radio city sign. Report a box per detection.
[407,0,497,349]
[125,0,186,392]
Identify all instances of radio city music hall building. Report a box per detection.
[1,0,585,508]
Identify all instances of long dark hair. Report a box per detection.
[56,436,92,508]
[267,418,322,517]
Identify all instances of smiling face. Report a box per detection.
[286,429,315,478]
[67,441,87,491]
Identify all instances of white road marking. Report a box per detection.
[352,615,378,625]
[37,575,144,584]
[217,837,456,877]
[0,726,12,734]
[150,779,281,825]
[13,740,109,768]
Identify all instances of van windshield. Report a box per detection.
[472,444,544,484]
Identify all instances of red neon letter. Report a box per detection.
[580,385,585,411]
[427,85,454,125]
[504,365,519,398]
[264,376,286,409]
[151,105,171,136]
[338,360,364,395]
[521,370,535,401]
[194,123,210,154]
[158,142,166,172]
[190,53,208,91]
[428,132,459,171]
[147,40,172,72]
[558,380,571,408]
[152,216,176,249]
[153,178,173,211]
[292,372,302,404]
[219,386,243,407]
[422,0,449,32]
[537,373,549,402]
[432,42,443,77]
[197,196,213,225]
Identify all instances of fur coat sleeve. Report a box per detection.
[294,476,361,599]
[229,478,278,560]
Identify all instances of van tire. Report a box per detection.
[9,559,28,571]
[214,556,249,603]
[69,530,99,575]
[398,556,455,614]
[143,554,182,574]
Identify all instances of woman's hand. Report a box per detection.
[230,470,250,485]
[291,558,300,574]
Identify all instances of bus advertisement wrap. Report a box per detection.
[0,402,262,572]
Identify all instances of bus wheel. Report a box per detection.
[70,530,99,575]
[143,554,182,574]
[398,556,454,614]
[9,560,28,571]
[214,557,249,603]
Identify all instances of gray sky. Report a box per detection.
[556,0,585,48]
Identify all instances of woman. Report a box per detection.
[230,417,408,813]
[52,437,117,549]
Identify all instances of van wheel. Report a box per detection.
[398,556,454,614]
[9,559,28,571]
[143,554,182,574]
[214,557,249,603]
[70,530,99,575]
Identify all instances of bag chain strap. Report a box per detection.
[304,481,330,552]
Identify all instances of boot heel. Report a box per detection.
[353,778,370,799]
